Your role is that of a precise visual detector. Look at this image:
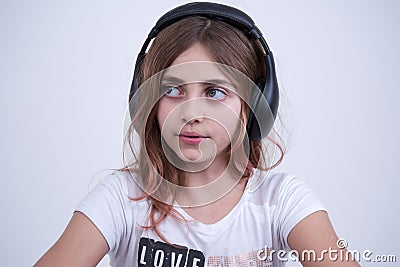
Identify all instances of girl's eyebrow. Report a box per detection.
[161,75,185,84]
[162,75,235,89]
[206,79,235,89]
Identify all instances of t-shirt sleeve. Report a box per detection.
[75,172,133,253]
[274,175,326,250]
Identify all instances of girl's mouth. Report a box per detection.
[179,132,208,145]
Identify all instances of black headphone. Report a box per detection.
[128,2,279,141]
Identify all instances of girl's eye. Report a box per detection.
[206,88,227,100]
[164,86,181,97]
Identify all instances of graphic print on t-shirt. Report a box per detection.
[137,237,272,267]
[138,237,204,267]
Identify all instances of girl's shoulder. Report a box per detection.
[247,168,296,194]
[246,168,321,207]
[89,169,147,201]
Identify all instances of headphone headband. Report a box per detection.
[141,2,271,55]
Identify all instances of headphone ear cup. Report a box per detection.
[246,52,280,141]
[246,79,265,141]
[129,53,146,120]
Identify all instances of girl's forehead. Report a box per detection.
[164,61,227,79]
[170,43,214,65]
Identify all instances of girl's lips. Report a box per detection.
[179,131,206,138]
[178,132,208,145]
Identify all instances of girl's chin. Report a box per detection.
[172,151,214,170]
[178,152,211,163]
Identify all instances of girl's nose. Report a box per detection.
[181,97,205,124]
[184,115,204,124]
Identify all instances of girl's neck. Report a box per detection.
[176,153,246,208]
[183,154,228,187]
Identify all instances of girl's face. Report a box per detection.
[156,44,243,170]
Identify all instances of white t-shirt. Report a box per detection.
[76,169,325,267]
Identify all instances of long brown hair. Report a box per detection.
[121,16,286,240]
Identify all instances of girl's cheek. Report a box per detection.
[157,103,175,129]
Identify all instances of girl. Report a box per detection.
[35,2,360,267]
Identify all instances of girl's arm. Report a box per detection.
[34,211,108,267]
[288,210,360,267]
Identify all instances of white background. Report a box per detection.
[1,0,399,266]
